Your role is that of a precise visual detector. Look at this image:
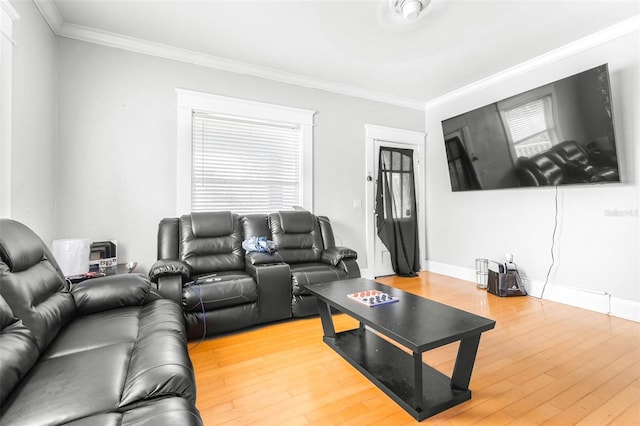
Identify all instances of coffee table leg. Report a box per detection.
[451,334,481,391]
[413,351,423,411]
[316,299,336,338]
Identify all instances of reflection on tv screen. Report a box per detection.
[441,64,620,191]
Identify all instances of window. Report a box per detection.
[191,113,302,213]
[498,86,561,159]
[378,148,415,219]
[176,90,315,215]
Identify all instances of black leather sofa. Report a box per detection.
[0,219,203,426]
[149,210,360,340]
[515,140,619,186]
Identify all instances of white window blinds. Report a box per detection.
[191,112,302,214]
[503,95,557,158]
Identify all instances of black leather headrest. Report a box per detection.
[0,219,46,273]
[190,211,234,238]
[279,211,314,234]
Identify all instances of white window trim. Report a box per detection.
[176,89,315,215]
[0,0,19,218]
[363,124,426,279]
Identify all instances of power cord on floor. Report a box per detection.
[539,184,559,300]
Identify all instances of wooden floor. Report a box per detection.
[189,272,640,425]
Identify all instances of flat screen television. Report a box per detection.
[441,64,620,191]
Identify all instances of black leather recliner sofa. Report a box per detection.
[0,219,203,426]
[149,210,360,340]
[515,140,619,186]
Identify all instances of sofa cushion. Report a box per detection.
[117,397,202,426]
[0,220,76,351]
[241,214,271,239]
[269,213,323,264]
[157,217,181,260]
[120,330,195,406]
[42,300,185,360]
[0,219,49,273]
[71,274,160,315]
[63,398,203,426]
[0,260,75,351]
[191,211,234,238]
[279,210,314,234]
[180,213,244,274]
[290,263,347,296]
[0,299,196,426]
[1,343,132,426]
[183,271,258,312]
[0,296,39,405]
[185,303,259,340]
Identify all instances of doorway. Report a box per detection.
[364,125,426,278]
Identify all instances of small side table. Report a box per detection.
[67,263,138,284]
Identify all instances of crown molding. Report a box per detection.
[424,15,640,109]
[33,0,425,111]
[33,0,62,31]
[1,0,19,21]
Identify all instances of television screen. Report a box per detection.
[441,64,620,191]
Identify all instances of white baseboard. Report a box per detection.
[424,260,477,283]
[610,297,640,322]
[424,261,639,323]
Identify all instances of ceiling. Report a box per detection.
[42,0,640,108]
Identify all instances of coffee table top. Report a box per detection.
[305,278,496,352]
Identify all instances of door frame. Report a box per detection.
[364,124,426,278]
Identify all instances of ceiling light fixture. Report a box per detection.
[390,0,432,21]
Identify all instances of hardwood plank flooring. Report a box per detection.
[189,272,640,425]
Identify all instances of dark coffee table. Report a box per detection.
[305,278,496,421]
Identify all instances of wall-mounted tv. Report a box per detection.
[441,64,620,191]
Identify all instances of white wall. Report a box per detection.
[56,38,424,272]
[424,30,639,318]
[7,0,57,243]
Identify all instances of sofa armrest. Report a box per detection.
[322,246,357,267]
[155,275,184,302]
[149,259,191,282]
[245,251,283,265]
[71,274,161,315]
[339,258,361,279]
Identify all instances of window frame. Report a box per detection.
[497,85,563,161]
[0,0,18,218]
[176,89,315,215]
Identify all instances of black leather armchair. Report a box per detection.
[150,211,259,339]
[0,219,202,426]
[268,211,359,317]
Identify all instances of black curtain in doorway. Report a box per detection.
[375,147,420,277]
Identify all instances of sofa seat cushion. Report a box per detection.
[290,263,347,296]
[1,343,132,425]
[63,397,203,426]
[120,330,195,406]
[1,300,196,426]
[183,271,258,312]
[185,303,259,340]
[42,300,185,360]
